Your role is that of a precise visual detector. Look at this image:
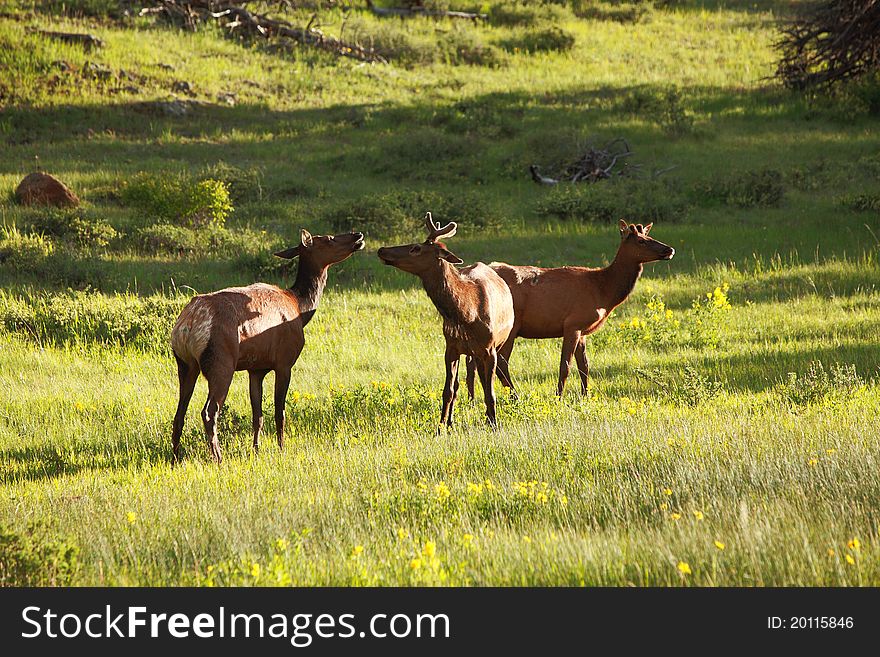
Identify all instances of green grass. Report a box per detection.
[1,0,879,586]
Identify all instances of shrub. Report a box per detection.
[121,172,233,227]
[622,86,694,136]
[570,1,653,23]
[489,1,573,26]
[534,179,689,224]
[692,169,785,208]
[776,361,867,409]
[595,284,733,351]
[369,127,482,182]
[0,524,79,586]
[839,192,880,212]
[137,223,274,257]
[199,161,264,204]
[0,289,185,351]
[28,209,118,249]
[325,190,501,238]
[0,227,54,273]
[636,366,724,406]
[500,27,576,54]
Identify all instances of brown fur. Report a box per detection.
[377,214,514,429]
[467,221,674,397]
[169,229,364,462]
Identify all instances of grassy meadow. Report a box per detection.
[1,0,880,586]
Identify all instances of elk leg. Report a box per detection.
[496,334,518,399]
[557,332,579,397]
[450,367,460,426]
[574,336,590,396]
[249,369,269,452]
[171,355,199,463]
[274,367,292,449]
[465,356,476,402]
[439,350,460,432]
[476,351,499,428]
[201,367,233,464]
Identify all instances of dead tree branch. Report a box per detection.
[34,30,104,50]
[530,138,641,185]
[775,0,880,89]
[140,0,386,63]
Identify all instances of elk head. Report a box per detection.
[275,228,365,267]
[617,220,674,263]
[377,212,464,275]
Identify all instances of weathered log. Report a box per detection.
[36,30,104,50]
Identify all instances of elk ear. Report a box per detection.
[643,223,653,235]
[440,248,464,265]
[618,219,629,236]
[300,228,314,248]
[274,245,301,259]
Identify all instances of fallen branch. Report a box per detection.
[34,30,104,50]
[140,0,385,63]
[530,138,640,185]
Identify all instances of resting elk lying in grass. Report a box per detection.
[170,228,365,462]
[377,213,514,430]
[467,220,674,398]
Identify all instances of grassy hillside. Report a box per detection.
[1,0,879,585]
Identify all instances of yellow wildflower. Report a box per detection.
[352,545,364,557]
[409,558,422,570]
[126,512,137,525]
[670,513,682,521]
[714,540,725,551]
[462,533,473,546]
[250,563,261,579]
[677,561,691,575]
[848,538,861,551]
[845,554,855,565]
[693,511,704,521]
[422,541,436,558]
[397,527,409,541]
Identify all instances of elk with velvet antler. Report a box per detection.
[378,213,515,430]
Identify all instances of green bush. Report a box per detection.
[199,161,264,204]
[570,1,653,23]
[535,179,689,223]
[369,127,482,181]
[326,190,502,238]
[28,209,118,249]
[776,361,867,409]
[839,192,880,212]
[0,524,79,586]
[636,366,724,406]
[489,1,573,26]
[0,227,54,273]
[0,289,185,351]
[692,169,785,208]
[121,172,233,227]
[500,27,576,54]
[622,86,694,136]
[137,223,274,257]
[352,19,505,67]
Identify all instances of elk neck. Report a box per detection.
[290,256,329,327]
[601,248,644,310]
[420,261,471,325]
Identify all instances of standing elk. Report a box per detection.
[377,213,514,430]
[170,228,365,462]
[467,220,674,397]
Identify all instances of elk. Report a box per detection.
[170,229,365,462]
[466,220,674,398]
[377,213,514,430]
